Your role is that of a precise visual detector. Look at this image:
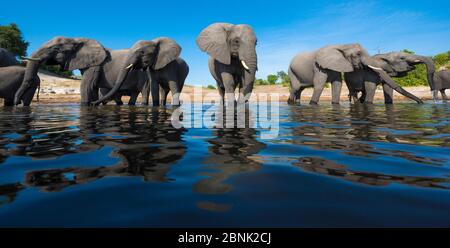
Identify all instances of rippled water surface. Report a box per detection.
[0,102,449,227]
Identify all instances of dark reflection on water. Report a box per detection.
[0,102,449,227]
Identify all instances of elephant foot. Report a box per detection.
[384,101,393,105]
[287,98,296,105]
[152,101,160,107]
[309,100,318,105]
[80,102,91,106]
[331,101,340,105]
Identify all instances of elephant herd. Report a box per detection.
[0,22,449,107]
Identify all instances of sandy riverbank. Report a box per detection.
[31,71,434,104]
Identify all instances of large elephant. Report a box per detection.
[0,48,39,106]
[94,37,188,106]
[433,69,450,100]
[14,37,109,105]
[0,48,19,67]
[288,44,423,104]
[196,23,258,104]
[344,51,435,104]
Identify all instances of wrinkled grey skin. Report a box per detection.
[288,44,423,105]
[433,69,450,101]
[344,52,435,104]
[94,37,186,106]
[15,37,109,106]
[0,66,39,106]
[96,49,148,106]
[0,48,39,106]
[0,48,19,67]
[196,23,257,104]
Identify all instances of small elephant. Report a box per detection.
[0,48,39,106]
[95,38,187,106]
[345,52,435,104]
[196,23,258,104]
[15,37,109,106]
[0,66,39,106]
[433,69,450,100]
[288,44,423,104]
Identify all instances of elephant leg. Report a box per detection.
[80,66,101,105]
[168,80,181,106]
[151,80,160,106]
[331,80,342,104]
[160,87,170,106]
[21,86,37,106]
[141,80,150,105]
[382,83,394,104]
[359,90,366,103]
[114,94,124,105]
[128,92,138,106]
[363,81,377,104]
[310,71,327,105]
[441,89,448,101]
[221,72,236,106]
[288,88,298,105]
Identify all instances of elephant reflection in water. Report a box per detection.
[0,107,187,199]
[295,157,449,189]
[288,104,445,165]
[193,109,266,212]
[0,107,100,160]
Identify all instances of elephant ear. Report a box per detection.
[67,38,108,71]
[152,37,181,70]
[0,48,18,67]
[316,46,354,72]
[196,23,233,65]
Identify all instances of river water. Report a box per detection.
[0,102,449,227]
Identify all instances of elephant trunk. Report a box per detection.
[94,63,132,105]
[14,60,40,105]
[377,68,423,104]
[415,55,437,100]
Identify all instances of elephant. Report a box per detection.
[0,48,19,67]
[433,69,450,101]
[0,66,40,106]
[15,37,110,106]
[196,22,258,104]
[344,51,435,104]
[94,37,188,106]
[288,44,423,105]
[0,48,39,106]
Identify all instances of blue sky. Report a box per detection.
[1,0,449,86]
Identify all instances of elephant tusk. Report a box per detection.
[20,56,40,61]
[241,60,250,71]
[125,63,133,69]
[368,65,382,71]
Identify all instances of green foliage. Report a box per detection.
[255,78,269,85]
[255,70,291,87]
[206,84,216,90]
[0,23,29,57]
[277,70,291,87]
[41,65,74,77]
[393,50,450,87]
[267,74,278,85]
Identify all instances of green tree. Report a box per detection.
[277,70,291,87]
[267,74,278,85]
[255,78,268,85]
[206,84,216,90]
[0,23,29,57]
